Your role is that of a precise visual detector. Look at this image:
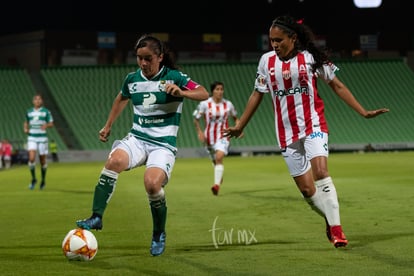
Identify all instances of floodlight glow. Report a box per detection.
[353,0,382,8]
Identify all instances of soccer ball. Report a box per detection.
[62,228,98,261]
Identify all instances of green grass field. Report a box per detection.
[1,151,413,275]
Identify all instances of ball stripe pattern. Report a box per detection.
[62,228,98,261]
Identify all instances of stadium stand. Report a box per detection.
[41,65,135,150]
[0,67,67,157]
[178,63,277,151]
[41,63,277,152]
[180,60,414,153]
[318,59,414,151]
[33,59,414,156]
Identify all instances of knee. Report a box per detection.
[144,177,162,195]
[144,170,166,195]
[106,155,126,171]
[313,168,329,180]
[300,187,315,198]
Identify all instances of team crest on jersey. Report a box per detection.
[257,75,266,86]
[255,74,268,89]
[158,80,174,91]
[282,70,291,80]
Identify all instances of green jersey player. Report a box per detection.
[24,94,54,190]
[76,34,209,256]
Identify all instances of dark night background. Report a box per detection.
[0,0,409,37]
[0,0,412,70]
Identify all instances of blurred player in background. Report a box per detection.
[193,81,242,195]
[224,15,389,248]
[1,139,13,169]
[24,94,54,190]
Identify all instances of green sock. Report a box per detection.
[150,198,167,235]
[92,174,117,217]
[29,163,36,180]
[41,166,47,183]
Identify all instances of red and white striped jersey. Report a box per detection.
[254,50,338,149]
[193,97,238,146]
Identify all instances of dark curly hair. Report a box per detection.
[271,15,331,72]
[134,34,178,70]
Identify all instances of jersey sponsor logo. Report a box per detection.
[309,131,324,139]
[273,86,309,97]
[208,117,225,123]
[138,117,165,125]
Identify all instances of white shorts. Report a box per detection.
[27,140,49,155]
[206,138,230,156]
[281,131,329,177]
[110,134,176,185]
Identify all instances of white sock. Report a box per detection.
[214,164,224,185]
[305,189,325,218]
[28,161,36,169]
[148,188,165,202]
[315,177,341,226]
[101,168,119,179]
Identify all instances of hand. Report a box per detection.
[223,127,243,139]
[364,108,390,119]
[165,84,182,97]
[99,127,111,142]
[197,131,205,143]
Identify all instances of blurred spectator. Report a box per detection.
[0,139,3,169]
[1,139,13,169]
[49,139,59,162]
[364,143,375,152]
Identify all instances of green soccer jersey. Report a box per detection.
[121,66,192,155]
[25,106,53,143]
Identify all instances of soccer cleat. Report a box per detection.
[28,179,37,190]
[150,232,166,256]
[76,216,103,230]
[328,225,348,248]
[211,184,220,196]
[40,181,45,190]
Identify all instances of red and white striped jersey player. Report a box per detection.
[223,15,389,248]
[193,81,242,196]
